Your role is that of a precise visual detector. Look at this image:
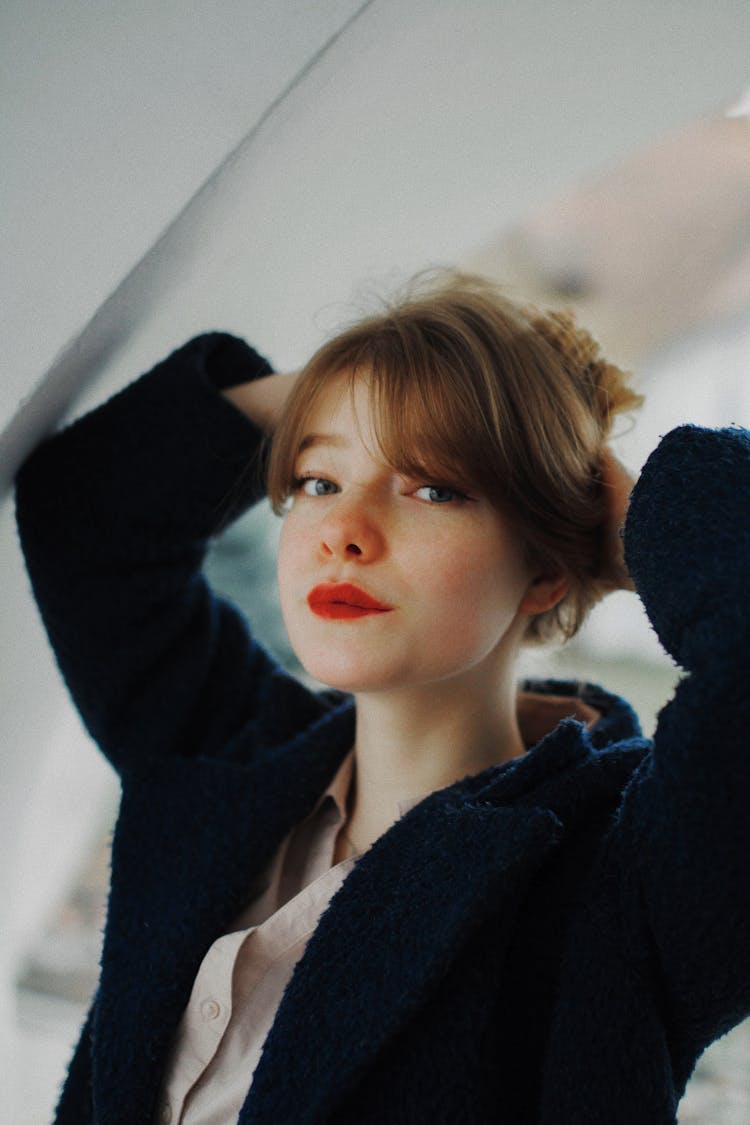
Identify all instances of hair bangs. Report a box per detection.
[364,351,500,500]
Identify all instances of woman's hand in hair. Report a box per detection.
[222,371,300,433]
[597,448,637,593]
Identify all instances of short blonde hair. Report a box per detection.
[267,271,642,642]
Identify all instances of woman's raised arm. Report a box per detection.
[221,370,299,431]
[616,424,750,1046]
[15,334,299,774]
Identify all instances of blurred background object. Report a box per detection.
[3,2,750,1120]
[467,114,750,366]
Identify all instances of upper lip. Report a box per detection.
[307,582,392,611]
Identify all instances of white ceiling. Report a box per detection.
[1,0,366,427]
[3,0,750,490]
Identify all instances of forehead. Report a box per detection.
[296,373,377,450]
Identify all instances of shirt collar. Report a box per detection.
[310,749,426,824]
[316,748,356,819]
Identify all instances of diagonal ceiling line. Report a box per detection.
[0,0,377,500]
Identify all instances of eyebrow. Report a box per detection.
[297,432,351,453]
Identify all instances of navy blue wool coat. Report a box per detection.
[15,334,750,1125]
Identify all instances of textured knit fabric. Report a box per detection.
[157,750,423,1125]
[15,333,750,1125]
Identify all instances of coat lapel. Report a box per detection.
[240,720,626,1125]
[91,700,355,1125]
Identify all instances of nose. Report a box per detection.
[318,493,386,562]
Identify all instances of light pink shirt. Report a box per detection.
[155,751,420,1125]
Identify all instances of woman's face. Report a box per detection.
[277,375,536,695]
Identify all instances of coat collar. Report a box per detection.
[91,680,646,1124]
[242,696,646,1123]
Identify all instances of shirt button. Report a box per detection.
[160,1102,173,1124]
[200,998,221,1022]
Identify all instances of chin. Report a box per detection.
[297,648,403,695]
[303,664,393,695]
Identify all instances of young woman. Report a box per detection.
[15,273,750,1124]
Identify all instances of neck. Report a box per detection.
[345,659,525,854]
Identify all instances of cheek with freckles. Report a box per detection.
[409,552,526,674]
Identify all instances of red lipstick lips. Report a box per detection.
[307,582,393,620]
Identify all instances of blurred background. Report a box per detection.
[2,2,750,1120]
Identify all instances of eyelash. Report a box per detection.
[292,474,338,497]
[291,474,471,505]
[413,484,470,504]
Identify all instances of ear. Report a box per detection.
[518,573,569,616]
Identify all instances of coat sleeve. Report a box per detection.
[619,423,750,1041]
[15,333,287,773]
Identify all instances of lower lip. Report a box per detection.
[309,603,391,620]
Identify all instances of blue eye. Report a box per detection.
[415,485,464,504]
[297,476,338,497]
